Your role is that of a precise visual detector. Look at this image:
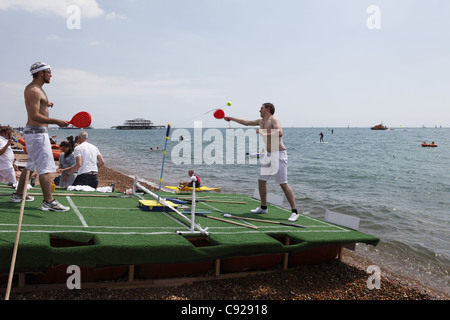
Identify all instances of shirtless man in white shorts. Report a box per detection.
[10,62,70,212]
[224,102,300,222]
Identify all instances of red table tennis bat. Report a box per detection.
[213,109,225,119]
[67,111,92,128]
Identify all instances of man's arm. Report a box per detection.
[97,154,105,168]
[65,156,82,177]
[26,88,68,127]
[224,116,260,126]
[0,139,11,156]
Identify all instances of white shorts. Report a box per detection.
[258,150,288,184]
[24,127,56,175]
[0,167,16,183]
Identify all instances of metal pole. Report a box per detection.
[191,180,196,233]
[157,123,171,203]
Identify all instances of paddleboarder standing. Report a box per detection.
[10,62,70,212]
[224,102,300,222]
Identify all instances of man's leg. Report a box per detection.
[280,183,296,210]
[280,183,300,222]
[39,173,54,203]
[39,173,70,212]
[251,179,268,214]
[258,179,267,206]
[10,168,35,203]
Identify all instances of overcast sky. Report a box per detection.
[1,0,449,129]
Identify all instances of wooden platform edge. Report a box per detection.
[1,242,348,294]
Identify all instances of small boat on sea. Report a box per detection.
[371,123,388,130]
[422,142,438,147]
[247,152,266,158]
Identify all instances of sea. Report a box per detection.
[49,126,449,296]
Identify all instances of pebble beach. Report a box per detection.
[5,146,448,301]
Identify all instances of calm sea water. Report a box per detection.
[49,126,449,295]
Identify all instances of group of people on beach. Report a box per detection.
[54,131,105,190]
[4,62,105,213]
[4,61,301,221]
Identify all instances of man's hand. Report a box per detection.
[56,119,69,128]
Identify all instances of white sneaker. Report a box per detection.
[10,193,35,203]
[288,212,300,222]
[40,199,70,212]
[250,207,268,214]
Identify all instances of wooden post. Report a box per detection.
[5,170,30,300]
[283,236,290,270]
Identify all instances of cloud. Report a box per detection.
[45,34,62,41]
[0,82,23,93]
[105,11,127,20]
[87,41,102,46]
[53,68,220,99]
[0,0,104,19]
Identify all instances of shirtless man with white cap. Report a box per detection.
[10,62,70,212]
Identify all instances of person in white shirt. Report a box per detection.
[65,131,105,188]
[0,126,16,184]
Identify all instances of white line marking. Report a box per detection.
[76,206,140,210]
[66,196,88,227]
[0,228,349,236]
[0,224,183,230]
[198,201,332,228]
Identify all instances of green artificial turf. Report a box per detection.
[0,188,379,270]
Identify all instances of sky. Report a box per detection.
[1,0,449,129]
